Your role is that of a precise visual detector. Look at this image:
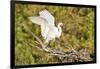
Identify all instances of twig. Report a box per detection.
[21,23,92,62]
[23,40,43,51]
[22,24,69,57]
[22,24,49,52]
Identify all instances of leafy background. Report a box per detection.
[15,3,95,65]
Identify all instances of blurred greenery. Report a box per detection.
[15,3,95,65]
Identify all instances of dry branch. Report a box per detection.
[22,23,92,62]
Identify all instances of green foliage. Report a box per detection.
[15,4,95,65]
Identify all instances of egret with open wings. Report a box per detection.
[29,10,63,43]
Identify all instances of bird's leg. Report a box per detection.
[44,37,53,48]
[43,38,49,47]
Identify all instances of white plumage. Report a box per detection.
[28,10,63,43]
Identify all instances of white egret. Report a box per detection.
[28,10,63,43]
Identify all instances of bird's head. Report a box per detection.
[58,22,63,27]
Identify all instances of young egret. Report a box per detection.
[29,10,63,43]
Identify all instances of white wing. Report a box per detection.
[28,16,50,40]
[28,16,47,25]
[39,10,55,26]
[41,23,49,39]
[44,26,58,43]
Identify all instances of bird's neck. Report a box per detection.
[57,24,62,37]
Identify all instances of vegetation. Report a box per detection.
[15,3,95,65]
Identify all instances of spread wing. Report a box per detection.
[28,16,47,25]
[28,16,50,39]
[39,10,55,26]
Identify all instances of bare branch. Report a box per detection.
[22,24,49,52]
[23,40,43,51]
[21,23,93,62]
